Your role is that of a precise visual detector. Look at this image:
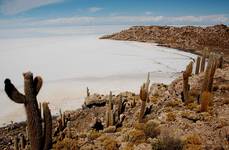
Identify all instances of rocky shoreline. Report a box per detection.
[1,63,229,149]
[100,24,229,62]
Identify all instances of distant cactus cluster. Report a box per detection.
[105,91,126,129]
[54,108,71,140]
[182,48,224,112]
[4,72,52,150]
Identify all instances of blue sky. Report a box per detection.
[0,0,228,28]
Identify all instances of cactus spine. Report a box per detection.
[182,61,193,104]
[195,56,201,75]
[4,72,52,150]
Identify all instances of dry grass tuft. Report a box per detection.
[53,138,79,150]
[143,120,160,138]
[166,112,176,121]
[123,129,146,143]
[184,133,202,150]
[98,135,119,150]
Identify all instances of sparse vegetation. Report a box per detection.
[143,120,160,138]
[166,112,176,121]
[151,135,184,150]
[123,129,146,143]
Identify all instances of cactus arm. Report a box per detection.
[4,79,25,104]
[33,76,43,96]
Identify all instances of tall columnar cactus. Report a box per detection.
[201,53,217,93]
[200,53,217,111]
[146,72,150,103]
[214,53,223,69]
[208,55,217,92]
[19,133,25,150]
[14,136,19,150]
[86,87,90,97]
[105,91,114,127]
[66,121,72,138]
[218,53,223,69]
[117,95,123,120]
[200,48,208,72]
[182,61,193,104]
[139,73,151,123]
[59,109,66,130]
[42,102,52,150]
[195,56,201,75]
[139,83,148,123]
[4,72,52,150]
[200,91,212,112]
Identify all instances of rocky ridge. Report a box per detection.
[100,24,229,62]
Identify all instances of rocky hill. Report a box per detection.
[100,24,229,62]
[1,63,228,150]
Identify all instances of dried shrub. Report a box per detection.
[184,133,202,150]
[123,143,134,150]
[150,96,158,104]
[166,112,176,121]
[151,135,184,150]
[123,129,146,143]
[143,120,160,138]
[223,99,229,105]
[98,135,119,150]
[53,138,79,150]
[186,103,199,111]
[87,130,102,141]
[165,99,180,107]
[134,123,145,130]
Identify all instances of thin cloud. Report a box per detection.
[0,0,64,15]
[87,7,103,13]
[145,11,153,15]
[0,15,228,28]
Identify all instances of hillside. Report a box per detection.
[1,64,228,150]
[100,24,229,62]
